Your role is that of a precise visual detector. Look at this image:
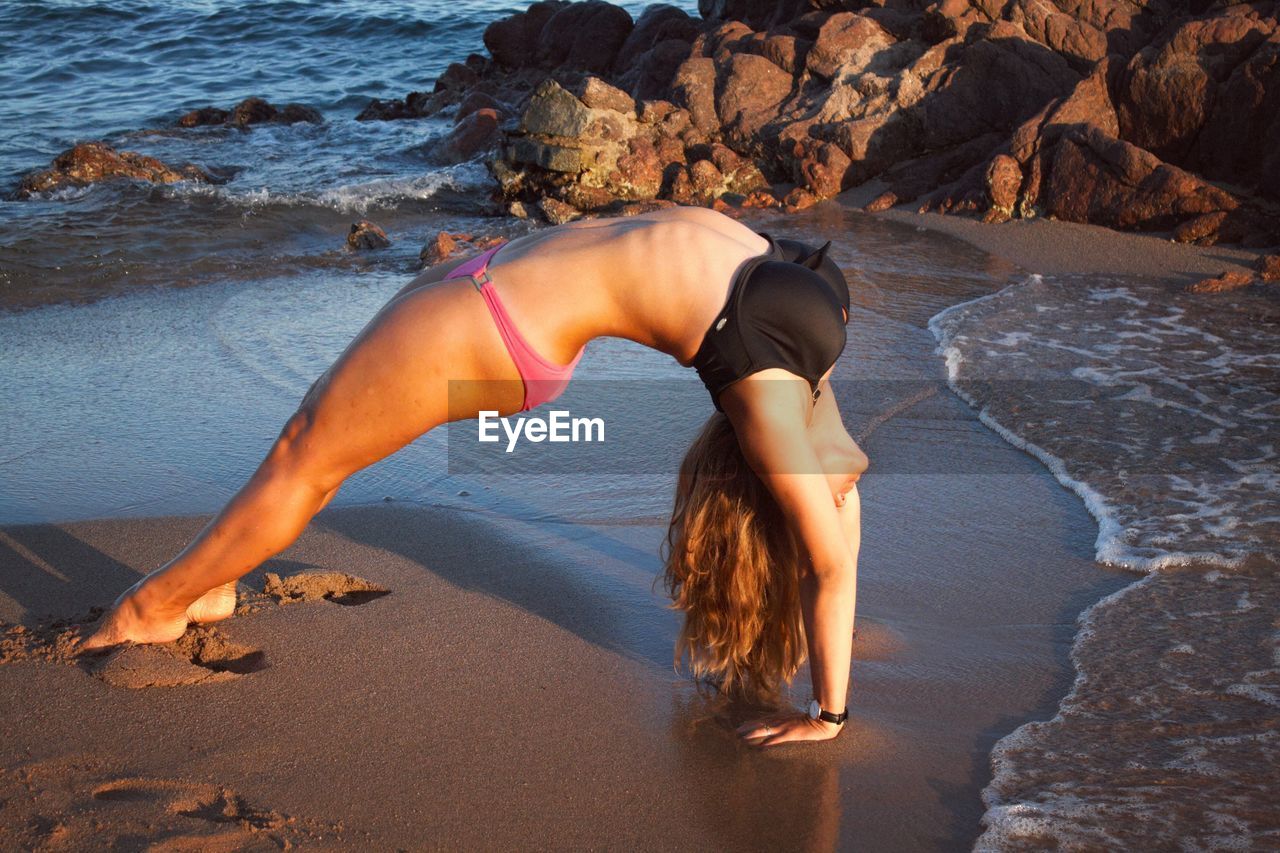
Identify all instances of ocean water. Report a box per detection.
[3,1,1279,848]
[934,275,1280,848]
[0,0,696,307]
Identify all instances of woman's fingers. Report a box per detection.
[735,712,793,739]
[735,713,842,746]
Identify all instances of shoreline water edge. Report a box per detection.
[2,0,1277,848]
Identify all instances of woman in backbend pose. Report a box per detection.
[81,206,868,747]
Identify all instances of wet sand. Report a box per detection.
[4,206,1260,849]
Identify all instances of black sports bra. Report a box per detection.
[690,234,849,410]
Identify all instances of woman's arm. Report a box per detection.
[721,372,859,746]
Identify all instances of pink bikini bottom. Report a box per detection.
[448,243,584,412]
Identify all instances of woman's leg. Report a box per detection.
[81,279,522,650]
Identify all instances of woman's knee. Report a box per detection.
[261,404,344,493]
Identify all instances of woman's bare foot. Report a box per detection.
[185,581,237,624]
[77,580,191,653]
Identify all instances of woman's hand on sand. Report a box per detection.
[736,712,843,747]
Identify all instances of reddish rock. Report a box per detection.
[484,1,565,68]
[914,26,1079,151]
[617,38,697,102]
[669,57,718,134]
[1173,211,1229,244]
[179,98,322,128]
[435,62,479,93]
[613,5,698,71]
[604,198,679,216]
[456,91,504,122]
[690,159,725,199]
[875,132,1004,209]
[614,137,664,198]
[1010,61,1117,164]
[347,220,391,251]
[742,189,780,208]
[536,1,635,74]
[782,186,819,211]
[16,142,211,198]
[807,13,893,80]
[639,99,675,123]
[983,154,1022,222]
[710,196,744,217]
[539,196,584,224]
[356,96,420,122]
[177,106,229,127]
[1198,29,1280,198]
[230,97,277,127]
[1043,125,1240,233]
[694,21,756,64]
[758,34,809,75]
[792,139,852,199]
[555,181,614,209]
[276,103,324,124]
[921,0,964,45]
[709,143,767,194]
[1255,254,1280,281]
[864,191,898,212]
[1186,271,1256,293]
[1012,0,1109,67]
[440,108,501,163]
[918,158,989,215]
[1116,13,1276,169]
[832,112,921,187]
[715,53,793,153]
[655,134,687,167]
[565,76,635,116]
[421,231,461,266]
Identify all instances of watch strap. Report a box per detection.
[809,700,849,725]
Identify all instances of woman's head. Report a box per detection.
[662,412,806,702]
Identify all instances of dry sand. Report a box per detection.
[3,207,1259,850]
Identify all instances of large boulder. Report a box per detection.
[613,4,698,71]
[16,142,212,198]
[483,1,566,68]
[1008,59,1118,214]
[806,13,894,80]
[1115,8,1279,195]
[438,108,503,163]
[669,57,719,135]
[535,1,635,74]
[1198,28,1280,198]
[1042,125,1241,233]
[496,77,648,207]
[715,52,794,155]
[912,24,1080,151]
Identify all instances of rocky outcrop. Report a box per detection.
[1187,270,1257,293]
[1260,254,1280,282]
[15,142,212,198]
[419,231,505,267]
[346,220,391,251]
[178,97,323,128]
[365,0,1278,244]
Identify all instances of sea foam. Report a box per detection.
[932,272,1280,850]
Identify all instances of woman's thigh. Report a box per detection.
[287,279,524,478]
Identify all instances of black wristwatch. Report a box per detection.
[807,699,849,726]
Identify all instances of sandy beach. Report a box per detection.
[8,202,1245,849]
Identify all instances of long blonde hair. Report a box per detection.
[662,412,806,701]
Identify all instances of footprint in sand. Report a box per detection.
[86,625,269,689]
[259,569,391,607]
[0,757,335,850]
[1,570,387,690]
